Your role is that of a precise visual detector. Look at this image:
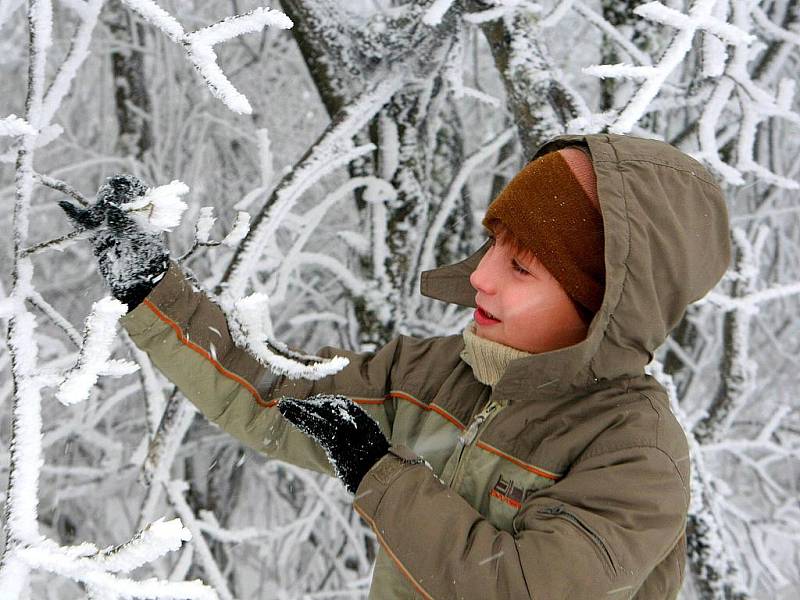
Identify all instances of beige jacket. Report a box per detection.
[122,133,731,599]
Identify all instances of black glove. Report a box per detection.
[59,174,170,309]
[277,394,390,494]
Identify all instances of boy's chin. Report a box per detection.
[472,321,503,342]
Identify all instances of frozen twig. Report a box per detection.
[21,230,87,257]
[56,297,136,406]
[121,1,292,114]
[583,0,754,133]
[0,114,35,136]
[34,171,88,205]
[165,481,233,600]
[223,76,404,297]
[229,293,350,380]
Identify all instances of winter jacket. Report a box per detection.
[120,133,732,599]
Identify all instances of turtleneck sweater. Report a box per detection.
[460,321,533,388]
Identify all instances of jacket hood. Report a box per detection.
[420,133,731,397]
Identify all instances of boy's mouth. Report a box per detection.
[475,306,501,325]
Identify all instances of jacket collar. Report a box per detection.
[421,134,731,400]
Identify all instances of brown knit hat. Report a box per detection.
[482,147,605,317]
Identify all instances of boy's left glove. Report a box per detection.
[277,394,390,494]
[59,174,170,309]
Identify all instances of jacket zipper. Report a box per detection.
[537,505,618,576]
[448,399,504,488]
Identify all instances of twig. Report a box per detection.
[20,229,86,257]
[34,172,88,205]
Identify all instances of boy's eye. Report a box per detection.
[512,259,530,275]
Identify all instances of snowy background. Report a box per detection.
[1,0,799,598]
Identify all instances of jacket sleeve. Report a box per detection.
[353,443,689,600]
[120,262,403,477]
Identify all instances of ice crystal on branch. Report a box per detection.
[124,180,190,233]
[0,114,35,136]
[580,0,799,190]
[220,212,250,247]
[229,293,350,380]
[120,1,293,114]
[56,297,135,406]
[195,207,216,244]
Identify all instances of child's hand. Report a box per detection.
[59,174,170,309]
[277,394,390,494]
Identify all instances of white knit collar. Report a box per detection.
[460,321,533,387]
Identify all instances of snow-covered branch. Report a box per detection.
[56,297,136,406]
[0,114,35,137]
[121,1,292,114]
[228,293,350,380]
[582,0,799,190]
[224,76,404,298]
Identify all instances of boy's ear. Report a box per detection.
[420,239,491,308]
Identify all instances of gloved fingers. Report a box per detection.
[277,397,338,442]
[302,394,389,444]
[302,394,364,422]
[58,200,105,230]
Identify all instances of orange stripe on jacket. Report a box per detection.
[144,299,270,407]
[387,391,465,430]
[353,504,434,600]
[143,299,392,411]
[478,441,562,480]
[388,391,562,481]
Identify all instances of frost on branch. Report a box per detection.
[124,180,190,233]
[121,1,292,114]
[580,0,799,189]
[0,114,35,136]
[229,293,349,380]
[56,297,137,406]
[220,212,250,247]
[422,0,457,26]
[179,208,251,262]
[195,207,216,243]
[94,518,191,573]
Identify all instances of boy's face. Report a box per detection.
[469,238,589,354]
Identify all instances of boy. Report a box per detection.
[61,133,731,599]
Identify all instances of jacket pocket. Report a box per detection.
[537,504,619,578]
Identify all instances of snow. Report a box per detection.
[422,0,456,26]
[125,180,190,232]
[96,518,191,572]
[538,0,574,29]
[230,293,350,380]
[165,481,233,600]
[184,8,292,114]
[417,128,513,273]
[0,114,35,136]
[39,0,103,129]
[463,1,541,25]
[0,0,25,30]
[220,211,250,247]
[120,2,292,114]
[120,0,185,42]
[186,7,291,47]
[195,206,216,243]
[56,297,131,406]
[257,128,274,189]
[336,231,371,254]
[226,76,402,299]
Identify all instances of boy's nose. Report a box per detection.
[469,252,498,294]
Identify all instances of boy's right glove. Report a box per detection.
[59,174,170,309]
